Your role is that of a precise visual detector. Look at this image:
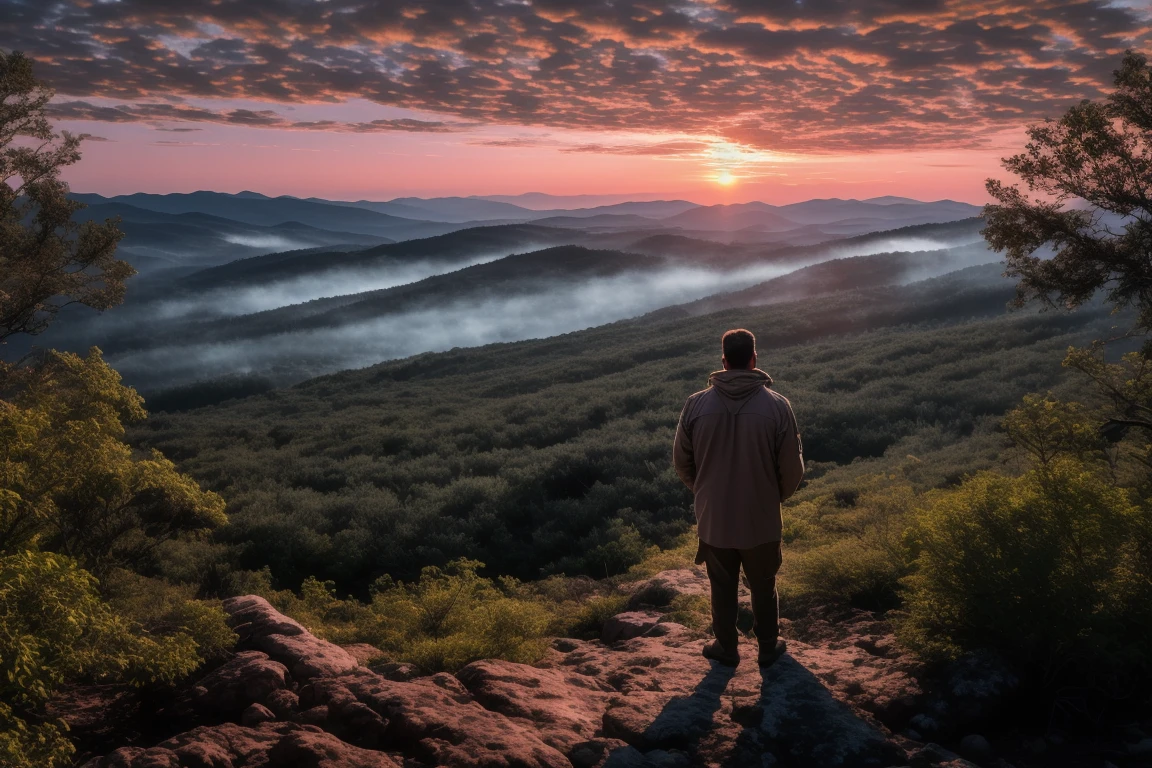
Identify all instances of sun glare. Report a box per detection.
[716,169,736,186]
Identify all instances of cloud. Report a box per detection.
[78,133,113,142]
[560,140,711,156]
[13,0,1152,152]
[47,101,469,133]
[467,137,550,147]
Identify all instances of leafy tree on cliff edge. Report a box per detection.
[983,50,1152,436]
[0,50,132,343]
[0,51,229,768]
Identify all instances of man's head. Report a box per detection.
[721,328,756,370]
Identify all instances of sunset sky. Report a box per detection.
[7,0,1152,205]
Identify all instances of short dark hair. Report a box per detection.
[722,328,756,368]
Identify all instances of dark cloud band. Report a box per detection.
[47,101,466,133]
[10,0,1151,151]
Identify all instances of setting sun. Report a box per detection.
[715,169,736,186]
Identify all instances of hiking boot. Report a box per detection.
[758,639,787,668]
[701,640,740,666]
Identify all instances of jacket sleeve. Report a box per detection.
[775,400,805,501]
[673,398,696,492]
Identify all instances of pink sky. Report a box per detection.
[59,100,1021,205]
[11,0,1149,204]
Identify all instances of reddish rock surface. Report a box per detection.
[601,610,664,644]
[77,571,972,768]
[185,650,291,720]
[81,722,403,767]
[224,594,360,680]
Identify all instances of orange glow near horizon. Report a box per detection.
[56,100,1021,205]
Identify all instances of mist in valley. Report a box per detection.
[151,250,520,321]
[103,234,995,392]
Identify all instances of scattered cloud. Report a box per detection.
[78,133,113,142]
[560,141,711,156]
[13,0,1152,152]
[467,138,549,147]
[47,101,470,133]
[150,140,221,147]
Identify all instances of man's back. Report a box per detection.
[673,368,804,549]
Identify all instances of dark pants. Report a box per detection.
[695,539,782,653]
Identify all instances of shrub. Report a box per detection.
[0,349,227,575]
[0,551,218,768]
[558,594,630,639]
[897,458,1152,684]
[787,484,916,610]
[261,560,555,673]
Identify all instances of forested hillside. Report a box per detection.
[132,264,1121,595]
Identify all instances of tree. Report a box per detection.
[0,348,228,575]
[983,51,1152,434]
[0,53,229,767]
[897,458,1152,684]
[983,51,1152,338]
[0,50,132,343]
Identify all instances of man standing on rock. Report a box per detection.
[673,328,804,668]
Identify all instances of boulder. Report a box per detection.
[307,667,571,767]
[81,722,402,767]
[241,703,277,726]
[457,659,615,752]
[78,585,933,768]
[185,651,290,719]
[223,595,309,638]
[264,689,300,719]
[602,611,663,644]
[221,595,358,681]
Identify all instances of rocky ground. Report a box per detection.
[59,567,1140,768]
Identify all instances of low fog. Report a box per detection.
[107,236,997,391]
[221,233,306,250]
[152,250,515,321]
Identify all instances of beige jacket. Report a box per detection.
[673,368,804,548]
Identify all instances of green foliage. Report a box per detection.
[0,50,131,342]
[146,374,276,414]
[662,594,710,631]
[786,484,917,610]
[559,594,630,639]
[0,348,227,575]
[0,53,231,765]
[1064,343,1152,444]
[1002,392,1104,465]
[0,701,72,768]
[259,559,555,673]
[982,51,1152,336]
[103,570,236,664]
[0,551,227,767]
[897,458,1152,682]
[133,266,1120,594]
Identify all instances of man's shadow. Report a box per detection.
[603,653,904,768]
[603,661,736,765]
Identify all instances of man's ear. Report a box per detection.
[721,356,729,370]
[750,353,757,370]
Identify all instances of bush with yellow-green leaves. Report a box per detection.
[1,350,233,768]
[897,458,1152,680]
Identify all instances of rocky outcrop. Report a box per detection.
[75,571,985,768]
[224,595,360,680]
[83,722,403,767]
[600,610,663,644]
